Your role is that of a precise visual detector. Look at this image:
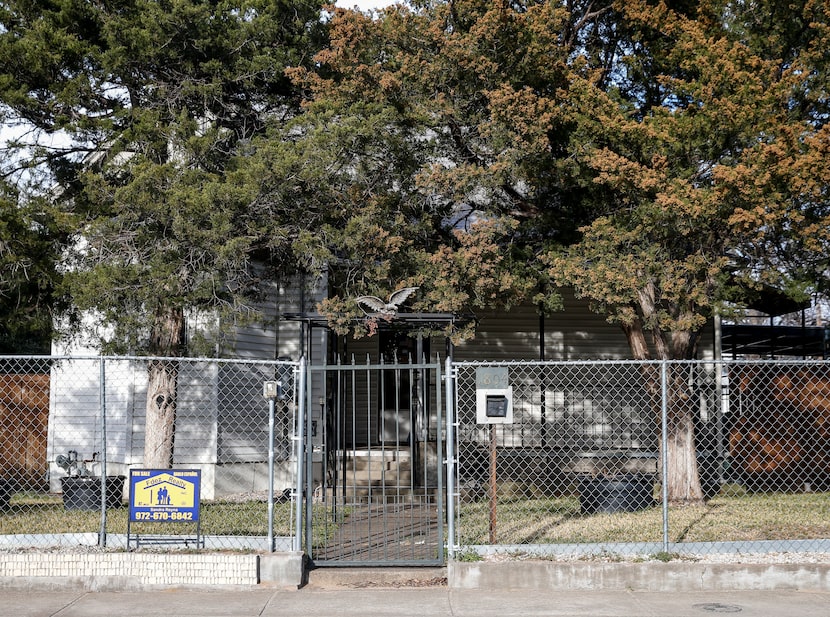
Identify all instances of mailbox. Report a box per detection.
[485,394,508,418]
[263,380,279,400]
[476,387,513,424]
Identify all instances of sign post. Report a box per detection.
[263,380,279,552]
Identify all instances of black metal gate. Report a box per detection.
[302,359,445,566]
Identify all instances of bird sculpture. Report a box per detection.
[355,287,419,317]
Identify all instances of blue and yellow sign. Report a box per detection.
[129,469,200,523]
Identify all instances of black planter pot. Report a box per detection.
[61,475,126,511]
[578,473,654,514]
[697,451,723,499]
[0,477,11,511]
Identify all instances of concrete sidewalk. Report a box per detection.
[1,587,829,617]
[3,561,830,616]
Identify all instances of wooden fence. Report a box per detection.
[0,374,50,490]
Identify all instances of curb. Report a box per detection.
[449,561,830,591]
[2,554,829,592]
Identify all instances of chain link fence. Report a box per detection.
[450,360,830,559]
[2,355,829,559]
[0,355,300,551]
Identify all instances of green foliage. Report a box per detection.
[2,0,827,362]
[454,549,483,562]
[289,0,829,358]
[0,495,296,537]
[0,0,328,355]
[285,0,830,505]
[0,185,62,353]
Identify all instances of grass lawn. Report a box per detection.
[0,493,295,537]
[455,487,830,546]
[2,487,828,554]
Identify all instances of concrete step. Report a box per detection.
[339,469,413,484]
[343,449,411,463]
[343,458,413,473]
[304,566,447,589]
[314,486,441,504]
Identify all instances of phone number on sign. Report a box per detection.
[133,511,194,521]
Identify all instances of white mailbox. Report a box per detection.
[475,367,513,424]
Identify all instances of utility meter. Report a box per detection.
[263,380,279,400]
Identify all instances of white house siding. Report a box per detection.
[47,274,328,498]
[47,280,717,497]
[47,356,220,493]
[338,292,716,450]
[210,275,328,494]
[450,293,719,472]
[122,361,219,468]
[224,275,328,364]
[453,290,633,362]
[47,357,138,491]
[454,290,716,361]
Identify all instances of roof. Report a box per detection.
[721,324,829,358]
[281,311,471,329]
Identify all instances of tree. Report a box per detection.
[283,1,605,330]
[0,0,327,467]
[290,0,830,503]
[0,185,60,354]
[544,0,830,501]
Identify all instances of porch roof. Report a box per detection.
[281,312,471,329]
[721,324,829,358]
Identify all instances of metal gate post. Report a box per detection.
[294,357,307,553]
[660,360,669,553]
[98,356,108,547]
[304,358,314,558]
[267,394,276,552]
[445,356,456,560]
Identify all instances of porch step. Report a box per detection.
[344,458,413,473]
[333,450,415,496]
[314,485,440,504]
[340,468,412,483]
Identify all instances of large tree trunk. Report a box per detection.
[621,306,705,505]
[663,366,705,504]
[143,306,185,469]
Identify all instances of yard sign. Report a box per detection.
[129,469,201,523]
[127,469,202,548]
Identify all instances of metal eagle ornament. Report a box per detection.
[355,287,419,317]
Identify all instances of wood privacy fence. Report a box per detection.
[0,373,50,490]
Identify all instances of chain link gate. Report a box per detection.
[302,358,445,566]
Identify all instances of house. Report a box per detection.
[45,269,731,501]
[46,276,325,500]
